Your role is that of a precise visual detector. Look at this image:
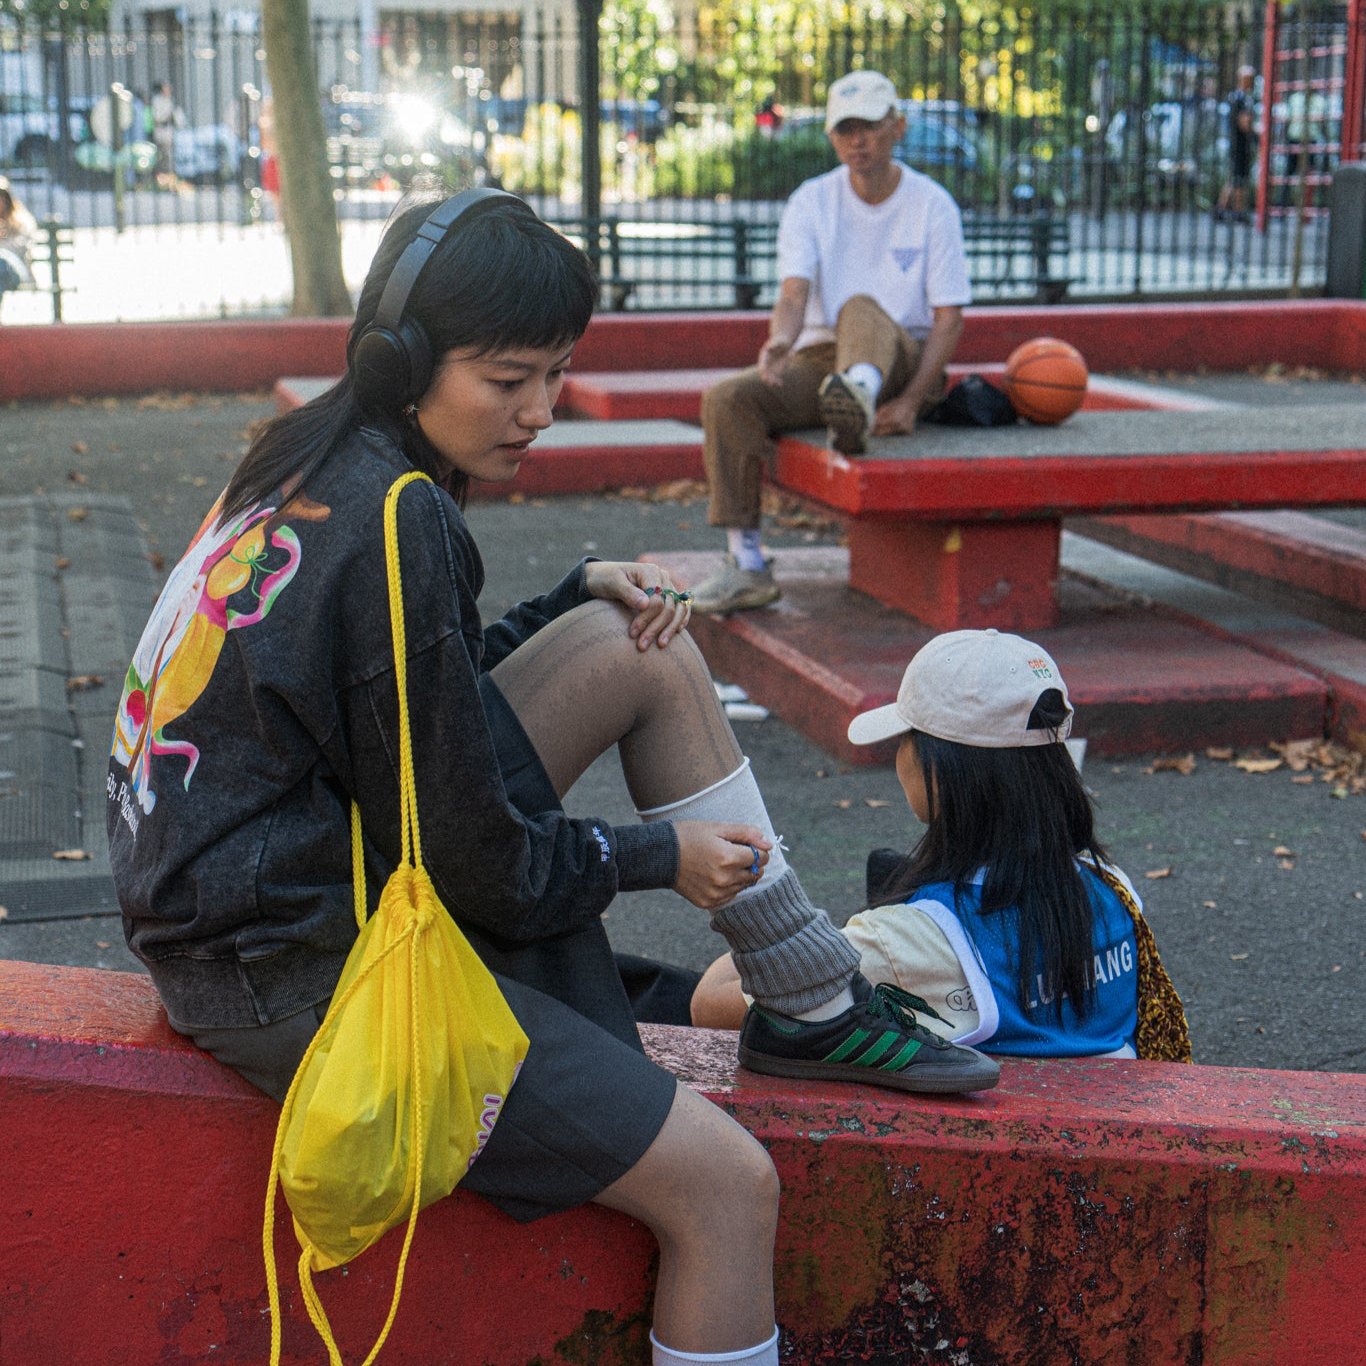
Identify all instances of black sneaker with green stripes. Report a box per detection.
[738,977,1000,1094]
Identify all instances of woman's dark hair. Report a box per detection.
[219,188,596,522]
[880,727,1109,1023]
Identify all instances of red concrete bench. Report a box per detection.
[558,363,1204,423]
[769,399,1366,633]
[4,958,1366,1364]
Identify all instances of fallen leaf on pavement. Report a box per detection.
[1205,746,1234,761]
[1231,952,1249,961]
[1146,754,1196,775]
[1270,739,1317,771]
[1291,775,1315,785]
[53,556,70,571]
[1144,867,1173,880]
[70,442,87,456]
[67,467,87,481]
[1273,846,1296,857]
[52,848,90,861]
[834,798,852,810]
[863,798,891,808]
[0,906,7,920]
[66,674,104,692]
[1278,858,1296,870]
[1202,900,1217,908]
[66,506,88,522]
[1235,757,1282,774]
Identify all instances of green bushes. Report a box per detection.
[653,118,836,201]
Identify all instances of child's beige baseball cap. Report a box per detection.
[847,628,1073,748]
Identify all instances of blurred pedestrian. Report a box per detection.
[1214,65,1256,223]
[0,178,37,317]
[754,94,784,137]
[151,80,185,189]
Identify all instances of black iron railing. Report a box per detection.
[0,0,1360,321]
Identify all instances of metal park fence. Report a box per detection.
[1,0,1362,323]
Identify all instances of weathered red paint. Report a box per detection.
[658,545,1330,764]
[4,961,1366,1366]
[2,301,1361,403]
[846,517,1062,630]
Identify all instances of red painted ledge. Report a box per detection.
[4,959,1366,1365]
[3,300,1361,403]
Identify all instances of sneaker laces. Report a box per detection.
[867,982,948,1029]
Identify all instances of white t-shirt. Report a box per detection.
[777,162,972,352]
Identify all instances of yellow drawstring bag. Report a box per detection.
[263,470,531,1365]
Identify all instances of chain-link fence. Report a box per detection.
[1,0,1360,322]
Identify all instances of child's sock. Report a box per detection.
[638,760,859,1016]
[726,527,767,572]
[844,362,882,403]
[651,1327,780,1365]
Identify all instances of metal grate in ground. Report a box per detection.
[0,495,157,920]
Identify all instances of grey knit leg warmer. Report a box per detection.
[709,867,861,1015]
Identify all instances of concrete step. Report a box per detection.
[1074,510,1366,641]
[653,545,1333,765]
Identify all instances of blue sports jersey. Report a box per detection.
[907,862,1139,1058]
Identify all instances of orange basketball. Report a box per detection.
[1003,337,1089,425]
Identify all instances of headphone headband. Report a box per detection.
[370,186,524,337]
[354,186,529,413]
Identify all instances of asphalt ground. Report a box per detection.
[1,378,1363,1074]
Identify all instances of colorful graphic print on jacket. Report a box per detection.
[111,492,326,814]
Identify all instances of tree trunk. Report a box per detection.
[260,0,352,317]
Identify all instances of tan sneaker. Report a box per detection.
[818,372,876,455]
[689,555,781,615]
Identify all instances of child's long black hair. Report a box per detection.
[879,710,1109,1022]
[219,187,596,524]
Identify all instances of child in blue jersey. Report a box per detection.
[694,629,1190,1060]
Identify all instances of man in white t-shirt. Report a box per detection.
[691,70,971,615]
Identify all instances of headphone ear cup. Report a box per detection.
[352,325,409,414]
[351,318,434,413]
[395,316,433,405]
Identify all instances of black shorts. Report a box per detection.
[457,673,677,1221]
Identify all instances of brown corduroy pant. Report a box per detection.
[701,294,940,529]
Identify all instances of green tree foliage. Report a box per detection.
[0,0,111,26]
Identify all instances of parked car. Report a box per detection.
[600,98,669,143]
[895,105,980,171]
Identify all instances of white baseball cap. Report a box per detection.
[847,629,1074,748]
[825,71,899,132]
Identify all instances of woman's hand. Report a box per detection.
[583,560,694,651]
[671,821,771,911]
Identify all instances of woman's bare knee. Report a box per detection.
[596,1084,778,1245]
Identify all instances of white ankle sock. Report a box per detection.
[651,1326,780,1364]
[845,363,882,402]
[727,527,767,572]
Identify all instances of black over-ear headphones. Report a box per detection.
[352,186,528,414]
